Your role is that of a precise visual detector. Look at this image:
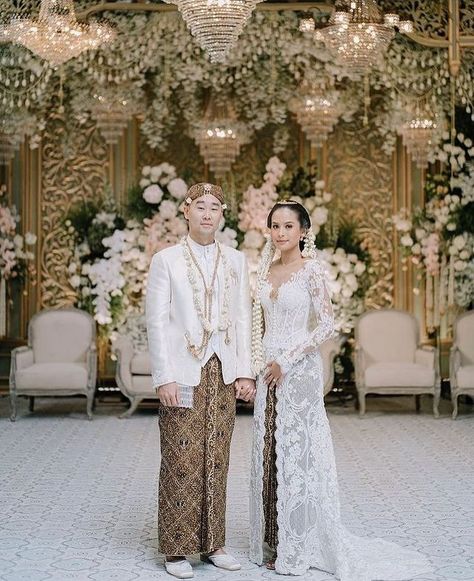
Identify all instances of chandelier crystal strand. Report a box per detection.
[90,86,144,145]
[398,101,445,169]
[290,81,342,148]
[6,0,115,67]
[164,0,262,63]
[193,97,249,177]
[316,0,413,77]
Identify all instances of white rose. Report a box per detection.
[143,184,164,204]
[82,286,91,297]
[81,263,91,275]
[25,232,37,245]
[244,230,265,250]
[315,180,325,189]
[459,250,470,260]
[311,206,328,226]
[454,259,466,271]
[342,287,353,298]
[327,279,342,295]
[347,253,358,263]
[323,192,332,203]
[150,166,162,182]
[69,275,81,288]
[345,273,358,289]
[451,194,460,204]
[159,200,178,220]
[142,166,151,177]
[354,262,366,276]
[339,260,351,274]
[446,223,456,231]
[415,228,426,240]
[453,235,466,250]
[13,234,23,248]
[139,178,151,188]
[411,243,421,254]
[167,178,188,200]
[401,234,414,247]
[68,262,77,274]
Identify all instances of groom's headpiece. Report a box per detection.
[185,183,227,209]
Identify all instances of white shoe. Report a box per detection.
[164,558,194,579]
[201,552,241,571]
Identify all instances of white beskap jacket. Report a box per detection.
[145,241,254,388]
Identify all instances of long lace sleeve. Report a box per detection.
[275,258,335,374]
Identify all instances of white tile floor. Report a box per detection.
[0,394,473,581]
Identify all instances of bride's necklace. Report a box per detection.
[182,237,232,360]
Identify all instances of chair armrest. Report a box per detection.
[112,335,134,394]
[11,346,34,371]
[415,346,436,368]
[449,345,461,389]
[353,344,366,389]
[86,342,98,390]
[10,346,34,391]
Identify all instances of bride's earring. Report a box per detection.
[302,230,316,258]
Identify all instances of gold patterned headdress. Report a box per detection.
[185,183,227,209]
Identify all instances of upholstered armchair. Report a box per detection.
[9,308,97,421]
[354,309,440,417]
[320,335,346,396]
[450,311,474,419]
[113,335,157,418]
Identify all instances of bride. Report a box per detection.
[248,200,432,579]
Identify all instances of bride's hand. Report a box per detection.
[264,361,283,388]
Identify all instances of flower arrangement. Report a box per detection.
[393,134,474,328]
[66,163,240,337]
[0,184,37,336]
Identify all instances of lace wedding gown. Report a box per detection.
[249,258,432,579]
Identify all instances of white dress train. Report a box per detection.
[249,258,432,579]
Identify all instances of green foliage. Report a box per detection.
[452,201,474,236]
[277,162,319,200]
[66,201,99,245]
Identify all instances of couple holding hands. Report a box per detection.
[146,183,431,580]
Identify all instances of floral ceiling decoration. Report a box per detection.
[0,1,472,170]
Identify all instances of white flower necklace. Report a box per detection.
[181,237,232,360]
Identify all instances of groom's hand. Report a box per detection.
[158,382,180,407]
[235,378,256,402]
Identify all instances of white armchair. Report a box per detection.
[113,335,157,418]
[9,308,97,421]
[450,311,474,419]
[320,335,346,396]
[354,309,440,417]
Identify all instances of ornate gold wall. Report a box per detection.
[9,112,414,342]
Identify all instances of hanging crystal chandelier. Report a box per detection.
[398,103,444,169]
[303,0,413,77]
[193,97,249,177]
[290,81,342,148]
[164,0,262,63]
[90,88,143,145]
[5,0,115,67]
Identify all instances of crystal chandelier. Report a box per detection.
[398,103,444,169]
[193,97,249,177]
[164,0,262,63]
[90,88,143,145]
[290,81,342,148]
[5,0,115,67]
[303,0,413,76]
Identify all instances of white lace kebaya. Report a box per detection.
[249,257,432,579]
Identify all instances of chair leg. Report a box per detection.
[358,392,366,417]
[86,393,94,420]
[10,392,17,422]
[119,397,141,419]
[452,394,459,420]
[29,397,35,412]
[433,390,440,419]
[415,394,421,413]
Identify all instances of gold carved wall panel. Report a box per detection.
[40,111,109,308]
[326,118,394,309]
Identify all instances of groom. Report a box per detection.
[146,182,255,579]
